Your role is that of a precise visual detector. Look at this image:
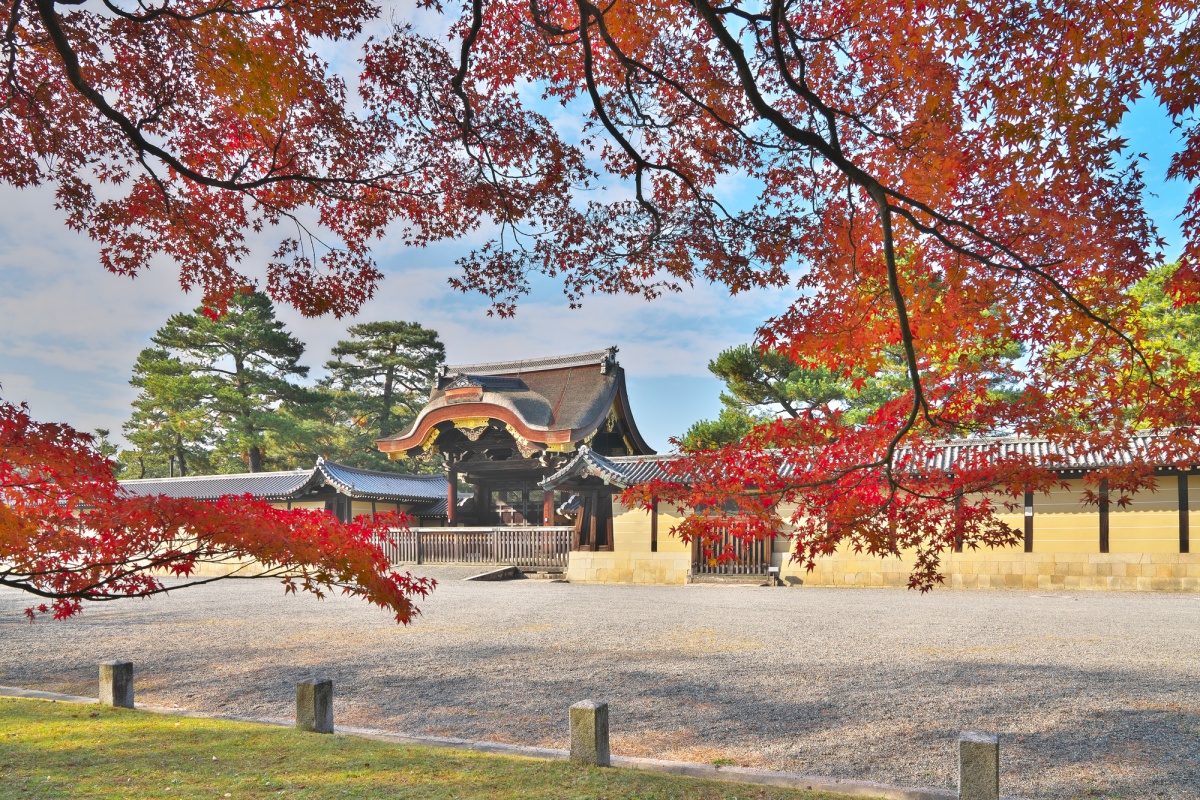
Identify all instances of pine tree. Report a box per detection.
[121,292,312,473]
[318,321,445,471]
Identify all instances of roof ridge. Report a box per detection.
[120,468,311,484]
[319,459,447,480]
[442,347,617,376]
[605,453,680,463]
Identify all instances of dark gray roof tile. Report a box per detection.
[542,433,1195,490]
[316,458,447,502]
[120,460,449,505]
[119,470,314,501]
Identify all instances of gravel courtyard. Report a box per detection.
[2,571,1197,799]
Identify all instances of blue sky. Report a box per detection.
[0,85,1191,454]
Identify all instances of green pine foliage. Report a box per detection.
[682,336,1022,450]
[119,299,446,476]
[121,292,313,474]
[680,344,909,450]
[1131,262,1200,374]
[317,321,446,473]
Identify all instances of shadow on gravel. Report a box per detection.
[118,647,1200,799]
[3,583,1198,800]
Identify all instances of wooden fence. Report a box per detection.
[371,527,574,569]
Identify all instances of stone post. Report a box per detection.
[958,731,999,800]
[99,661,134,708]
[296,679,334,734]
[569,700,610,766]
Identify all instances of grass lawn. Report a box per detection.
[0,697,872,799]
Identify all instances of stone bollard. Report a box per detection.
[958,731,999,800]
[99,661,134,708]
[569,700,610,766]
[295,679,334,734]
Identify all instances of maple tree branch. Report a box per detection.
[98,0,288,24]
[578,2,768,234]
[527,0,583,36]
[871,187,933,476]
[32,0,397,194]
[574,0,661,239]
[450,0,483,136]
[691,0,1175,428]
[3,0,20,90]
[0,560,300,603]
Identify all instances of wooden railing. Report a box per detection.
[371,527,574,569]
[692,527,771,575]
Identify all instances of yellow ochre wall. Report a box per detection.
[566,502,692,584]
[284,500,328,512]
[773,548,1200,591]
[1109,484,1179,555]
[1033,479,1097,553]
[277,499,444,525]
[587,483,1199,592]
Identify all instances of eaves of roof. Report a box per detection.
[119,469,315,501]
[119,460,449,504]
[315,458,448,502]
[540,432,1200,491]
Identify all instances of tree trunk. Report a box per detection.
[248,445,263,472]
[378,348,396,438]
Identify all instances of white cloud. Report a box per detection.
[0,181,788,449]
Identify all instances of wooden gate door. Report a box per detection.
[572,490,614,551]
[692,526,771,576]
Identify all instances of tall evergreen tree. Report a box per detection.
[324,322,445,438]
[318,322,445,470]
[122,292,312,473]
[682,345,908,450]
[684,339,1019,449]
[1131,262,1200,373]
[121,347,213,478]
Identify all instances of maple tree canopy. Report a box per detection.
[0,401,434,620]
[3,0,1200,588]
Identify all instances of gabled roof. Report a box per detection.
[443,349,622,375]
[540,446,681,489]
[377,346,655,455]
[119,459,449,506]
[314,458,448,501]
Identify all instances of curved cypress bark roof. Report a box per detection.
[377,347,655,457]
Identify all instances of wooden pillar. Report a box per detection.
[477,480,489,525]
[1179,472,1190,554]
[952,489,964,553]
[1098,478,1110,553]
[650,500,658,553]
[1023,489,1034,552]
[447,469,458,528]
[544,488,555,527]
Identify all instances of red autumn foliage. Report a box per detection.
[0,401,433,620]
[4,0,1200,589]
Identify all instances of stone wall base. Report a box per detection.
[566,550,691,585]
[776,551,1200,591]
[152,560,271,579]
